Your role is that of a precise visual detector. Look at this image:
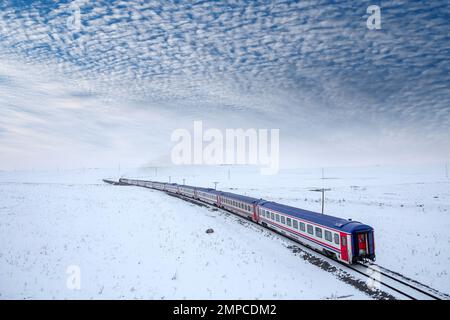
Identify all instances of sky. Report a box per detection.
[0,0,449,170]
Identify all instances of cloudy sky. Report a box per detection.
[0,0,449,170]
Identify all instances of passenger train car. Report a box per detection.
[118,178,375,264]
[196,187,221,205]
[219,192,260,221]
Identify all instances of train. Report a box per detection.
[119,178,375,265]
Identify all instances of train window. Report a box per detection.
[300,222,306,232]
[293,220,298,229]
[271,212,275,220]
[315,227,322,238]
[286,218,292,227]
[281,216,285,224]
[325,230,332,242]
[307,224,313,234]
[334,234,340,245]
[341,236,347,246]
[275,214,280,222]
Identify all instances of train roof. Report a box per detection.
[221,191,261,204]
[259,201,373,233]
[178,184,198,189]
[195,186,222,194]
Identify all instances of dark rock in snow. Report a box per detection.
[206,228,214,234]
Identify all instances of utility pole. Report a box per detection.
[446,162,448,180]
[183,178,186,185]
[310,188,331,214]
[321,189,325,214]
[213,181,219,190]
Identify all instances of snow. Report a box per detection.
[0,168,368,299]
[1,164,449,299]
[121,164,450,294]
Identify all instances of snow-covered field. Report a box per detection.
[1,164,449,299]
[0,168,368,299]
[123,164,450,294]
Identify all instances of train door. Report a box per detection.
[340,232,349,262]
[357,233,368,256]
[252,204,259,222]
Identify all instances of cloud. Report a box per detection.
[0,0,449,169]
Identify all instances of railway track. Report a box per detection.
[351,262,449,300]
[111,180,448,300]
[345,262,445,300]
